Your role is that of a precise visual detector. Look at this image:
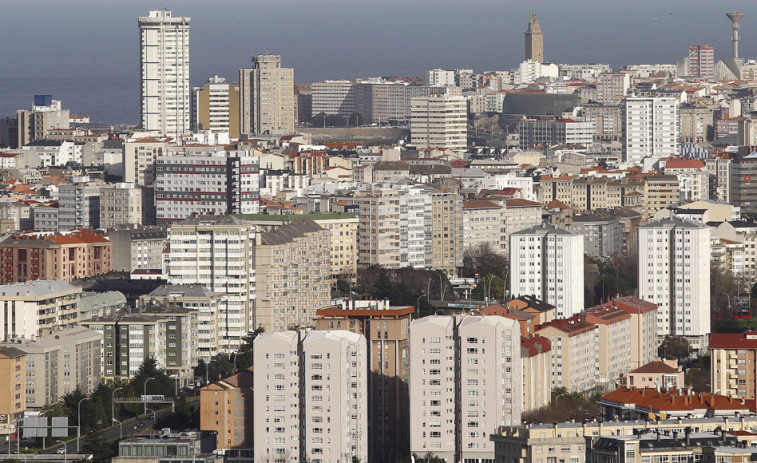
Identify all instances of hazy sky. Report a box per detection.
[3,0,757,122]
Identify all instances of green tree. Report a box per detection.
[658,335,691,359]
[348,112,364,127]
[94,398,108,429]
[82,429,118,463]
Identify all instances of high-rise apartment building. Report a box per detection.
[18,327,101,408]
[123,137,171,186]
[191,76,240,138]
[138,10,191,138]
[99,183,143,228]
[596,72,631,104]
[510,223,585,318]
[638,218,710,350]
[688,44,715,80]
[430,190,464,274]
[16,95,70,147]
[167,215,255,352]
[315,302,412,462]
[729,150,757,215]
[409,315,523,463]
[622,97,679,165]
[410,95,467,150]
[0,347,26,439]
[254,219,331,333]
[58,181,101,231]
[525,11,544,62]
[239,55,294,135]
[155,151,260,223]
[253,330,368,463]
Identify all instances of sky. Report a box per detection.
[2,0,757,123]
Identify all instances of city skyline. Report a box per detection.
[3,0,757,123]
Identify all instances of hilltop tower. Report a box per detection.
[525,11,544,62]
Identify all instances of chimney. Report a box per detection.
[685,427,691,446]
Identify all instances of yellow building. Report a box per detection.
[192,76,240,138]
[200,369,253,450]
[0,347,26,438]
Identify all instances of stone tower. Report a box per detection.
[525,11,544,62]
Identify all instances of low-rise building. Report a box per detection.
[100,183,143,228]
[626,359,684,389]
[108,228,167,274]
[710,331,757,399]
[599,387,750,420]
[113,430,220,463]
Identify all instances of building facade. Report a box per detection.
[192,75,240,137]
[411,95,467,150]
[100,183,144,228]
[622,97,679,166]
[239,55,294,135]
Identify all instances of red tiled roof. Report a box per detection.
[537,314,594,336]
[602,387,750,413]
[463,199,501,210]
[545,199,570,210]
[506,198,541,207]
[522,335,551,357]
[709,332,757,350]
[629,360,679,375]
[592,296,658,314]
[664,158,706,170]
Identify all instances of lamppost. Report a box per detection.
[113,419,122,440]
[144,378,155,415]
[56,440,66,463]
[416,293,426,317]
[77,397,89,452]
[111,387,123,429]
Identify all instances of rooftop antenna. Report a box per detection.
[727,12,745,59]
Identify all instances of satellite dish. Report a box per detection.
[648,412,656,420]
[659,412,667,420]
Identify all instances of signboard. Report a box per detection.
[51,417,68,437]
[141,395,165,403]
[22,417,46,438]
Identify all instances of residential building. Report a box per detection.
[622,97,679,166]
[83,306,198,385]
[689,44,715,79]
[491,416,757,463]
[199,369,253,450]
[18,327,101,408]
[100,183,143,228]
[585,305,632,391]
[253,330,368,463]
[596,73,630,104]
[192,75,240,137]
[108,228,166,273]
[729,151,757,215]
[239,212,358,282]
[570,212,624,259]
[167,215,255,352]
[58,181,101,231]
[15,95,70,147]
[518,118,594,149]
[525,12,544,62]
[463,200,505,254]
[521,335,552,413]
[31,206,58,231]
[310,81,362,119]
[425,69,456,86]
[239,54,294,135]
[254,219,331,333]
[78,291,127,321]
[0,280,81,341]
[315,302,412,462]
[679,105,713,144]
[410,95,467,150]
[123,137,171,186]
[660,158,708,201]
[591,296,658,370]
[0,347,26,439]
[581,104,622,141]
[510,223,584,318]
[138,10,191,138]
[709,331,757,399]
[140,284,225,361]
[430,190,464,274]
[502,199,543,255]
[599,387,749,420]
[536,315,596,392]
[354,187,401,268]
[0,229,112,283]
[643,175,680,219]
[155,151,260,222]
[626,359,684,389]
[409,315,523,463]
[638,218,710,349]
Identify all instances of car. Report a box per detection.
[57,448,65,454]
[138,421,145,427]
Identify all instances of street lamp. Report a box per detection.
[111,387,123,428]
[77,397,89,452]
[56,440,66,463]
[112,419,122,440]
[416,293,426,317]
[144,378,155,415]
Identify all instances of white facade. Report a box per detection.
[425,69,456,86]
[518,60,559,84]
[155,151,260,222]
[400,188,432,268]
[100,182,143,228]
[311,81,359,119]
[638,218,711,349]
[510,223,584,318]
[58,182,102,231]
[139,10,190,138]
[0,281,81,341]
[623,97,679,166]
[167,216,256,352]
[410,95,467,150]
[254,330,367,463]
[409,315,522,463]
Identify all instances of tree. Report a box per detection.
[348,112,364,127]
[312,112,328,127]
[658,335,691,360]
[81,429,118,463]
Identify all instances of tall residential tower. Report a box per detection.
[239,55,295,135]
[138,10,191,138]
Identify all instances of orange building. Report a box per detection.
[199,369,253,450]
[0,229,111,283]
[315,302,412,462]
[0,347,26,439]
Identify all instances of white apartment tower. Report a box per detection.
[510,223,585,318]
[409,315,522,463]
[138,10,190,138]
[167,215,256,352]
[638,217,711,350]
[254,330,368,463]
[622,96,679,166]
[239,55,295,135]
[411,95,467,150]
